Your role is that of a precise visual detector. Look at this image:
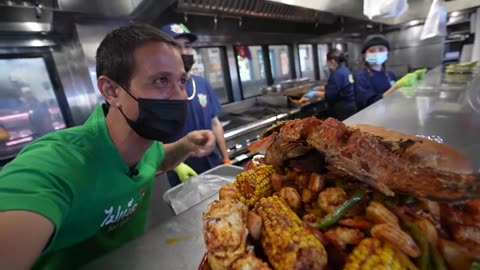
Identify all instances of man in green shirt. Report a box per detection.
[0,24,216,269]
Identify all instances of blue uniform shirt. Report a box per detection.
[325,65,357,120]
[166,75,223,186]
[355,68,397,109]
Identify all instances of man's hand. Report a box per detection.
[160,130,216,172]
[182,130,216,158]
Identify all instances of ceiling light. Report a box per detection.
[450,11,461,17]
[408,20,421,26]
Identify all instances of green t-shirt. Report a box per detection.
[0,104,164,269]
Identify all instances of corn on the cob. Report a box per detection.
[235,164,276,207]
[344,238,410,270]
[254,196,327,270]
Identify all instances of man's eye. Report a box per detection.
[154,77,168,85]
[179,78,187,85]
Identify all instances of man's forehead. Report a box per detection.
[133,43,178,62]
[132,43,184,75]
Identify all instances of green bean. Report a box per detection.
[431,243,447,270]
[310,191,363,230]
[402,219,429,270]
[471,261,480,270]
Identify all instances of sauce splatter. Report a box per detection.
[166,235,191,244]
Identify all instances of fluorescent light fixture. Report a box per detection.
[6,136,33,146]
[0,113,29,121]
[450,11,461,17]
[24,22,48,32]
[408,20,421,26]
[31,40,45,47]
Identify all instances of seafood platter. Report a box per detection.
[200,117,480,270]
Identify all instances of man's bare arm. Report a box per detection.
[211,117,229,161]
[0,211,54,270]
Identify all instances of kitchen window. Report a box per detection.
[317,44,329,81]
[0,56,66,161]
[192,47,230,104]
[269,45,291,83]
[235,45,267,98]
[298,44,315,80]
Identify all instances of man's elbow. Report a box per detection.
[211,118,223,131]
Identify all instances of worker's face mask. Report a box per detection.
[365,52,388,66]
[181,54,195,73]
[116,86,188,141]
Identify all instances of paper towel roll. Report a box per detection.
[471,8,480,61]
[460,44,474,62]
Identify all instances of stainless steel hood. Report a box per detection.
[0,4,53,33]
[56,0,142,17]
[0,0,177,34]
[267,0,480,25]
[176,0,337,24]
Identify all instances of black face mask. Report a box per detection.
[181,54,195,73]
[117,87,188,141]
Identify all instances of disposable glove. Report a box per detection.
[414,68,427,80]
[174,162,198,182]
[303,90,318,99]
[395,73,417,88]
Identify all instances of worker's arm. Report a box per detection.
[202,79,227,163]
[160,130,216,171]
[0,211,54,269]
[211,117,230,163]
[383,84,398,97]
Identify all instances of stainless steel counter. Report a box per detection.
[83,194,215,270]
[345,66,480,170]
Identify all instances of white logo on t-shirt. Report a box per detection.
[100,198,137,228]
[100,189,146,230]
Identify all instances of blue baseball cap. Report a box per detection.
[160,23,197,43]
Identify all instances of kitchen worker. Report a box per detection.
[355,34,418,110]
[161,23,230,186]
[0,24,216,269]
[323,48,357,120]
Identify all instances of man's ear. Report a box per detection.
[97,76,120,107]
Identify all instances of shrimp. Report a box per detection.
[324,226,365,250]
[318,187,347,213]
